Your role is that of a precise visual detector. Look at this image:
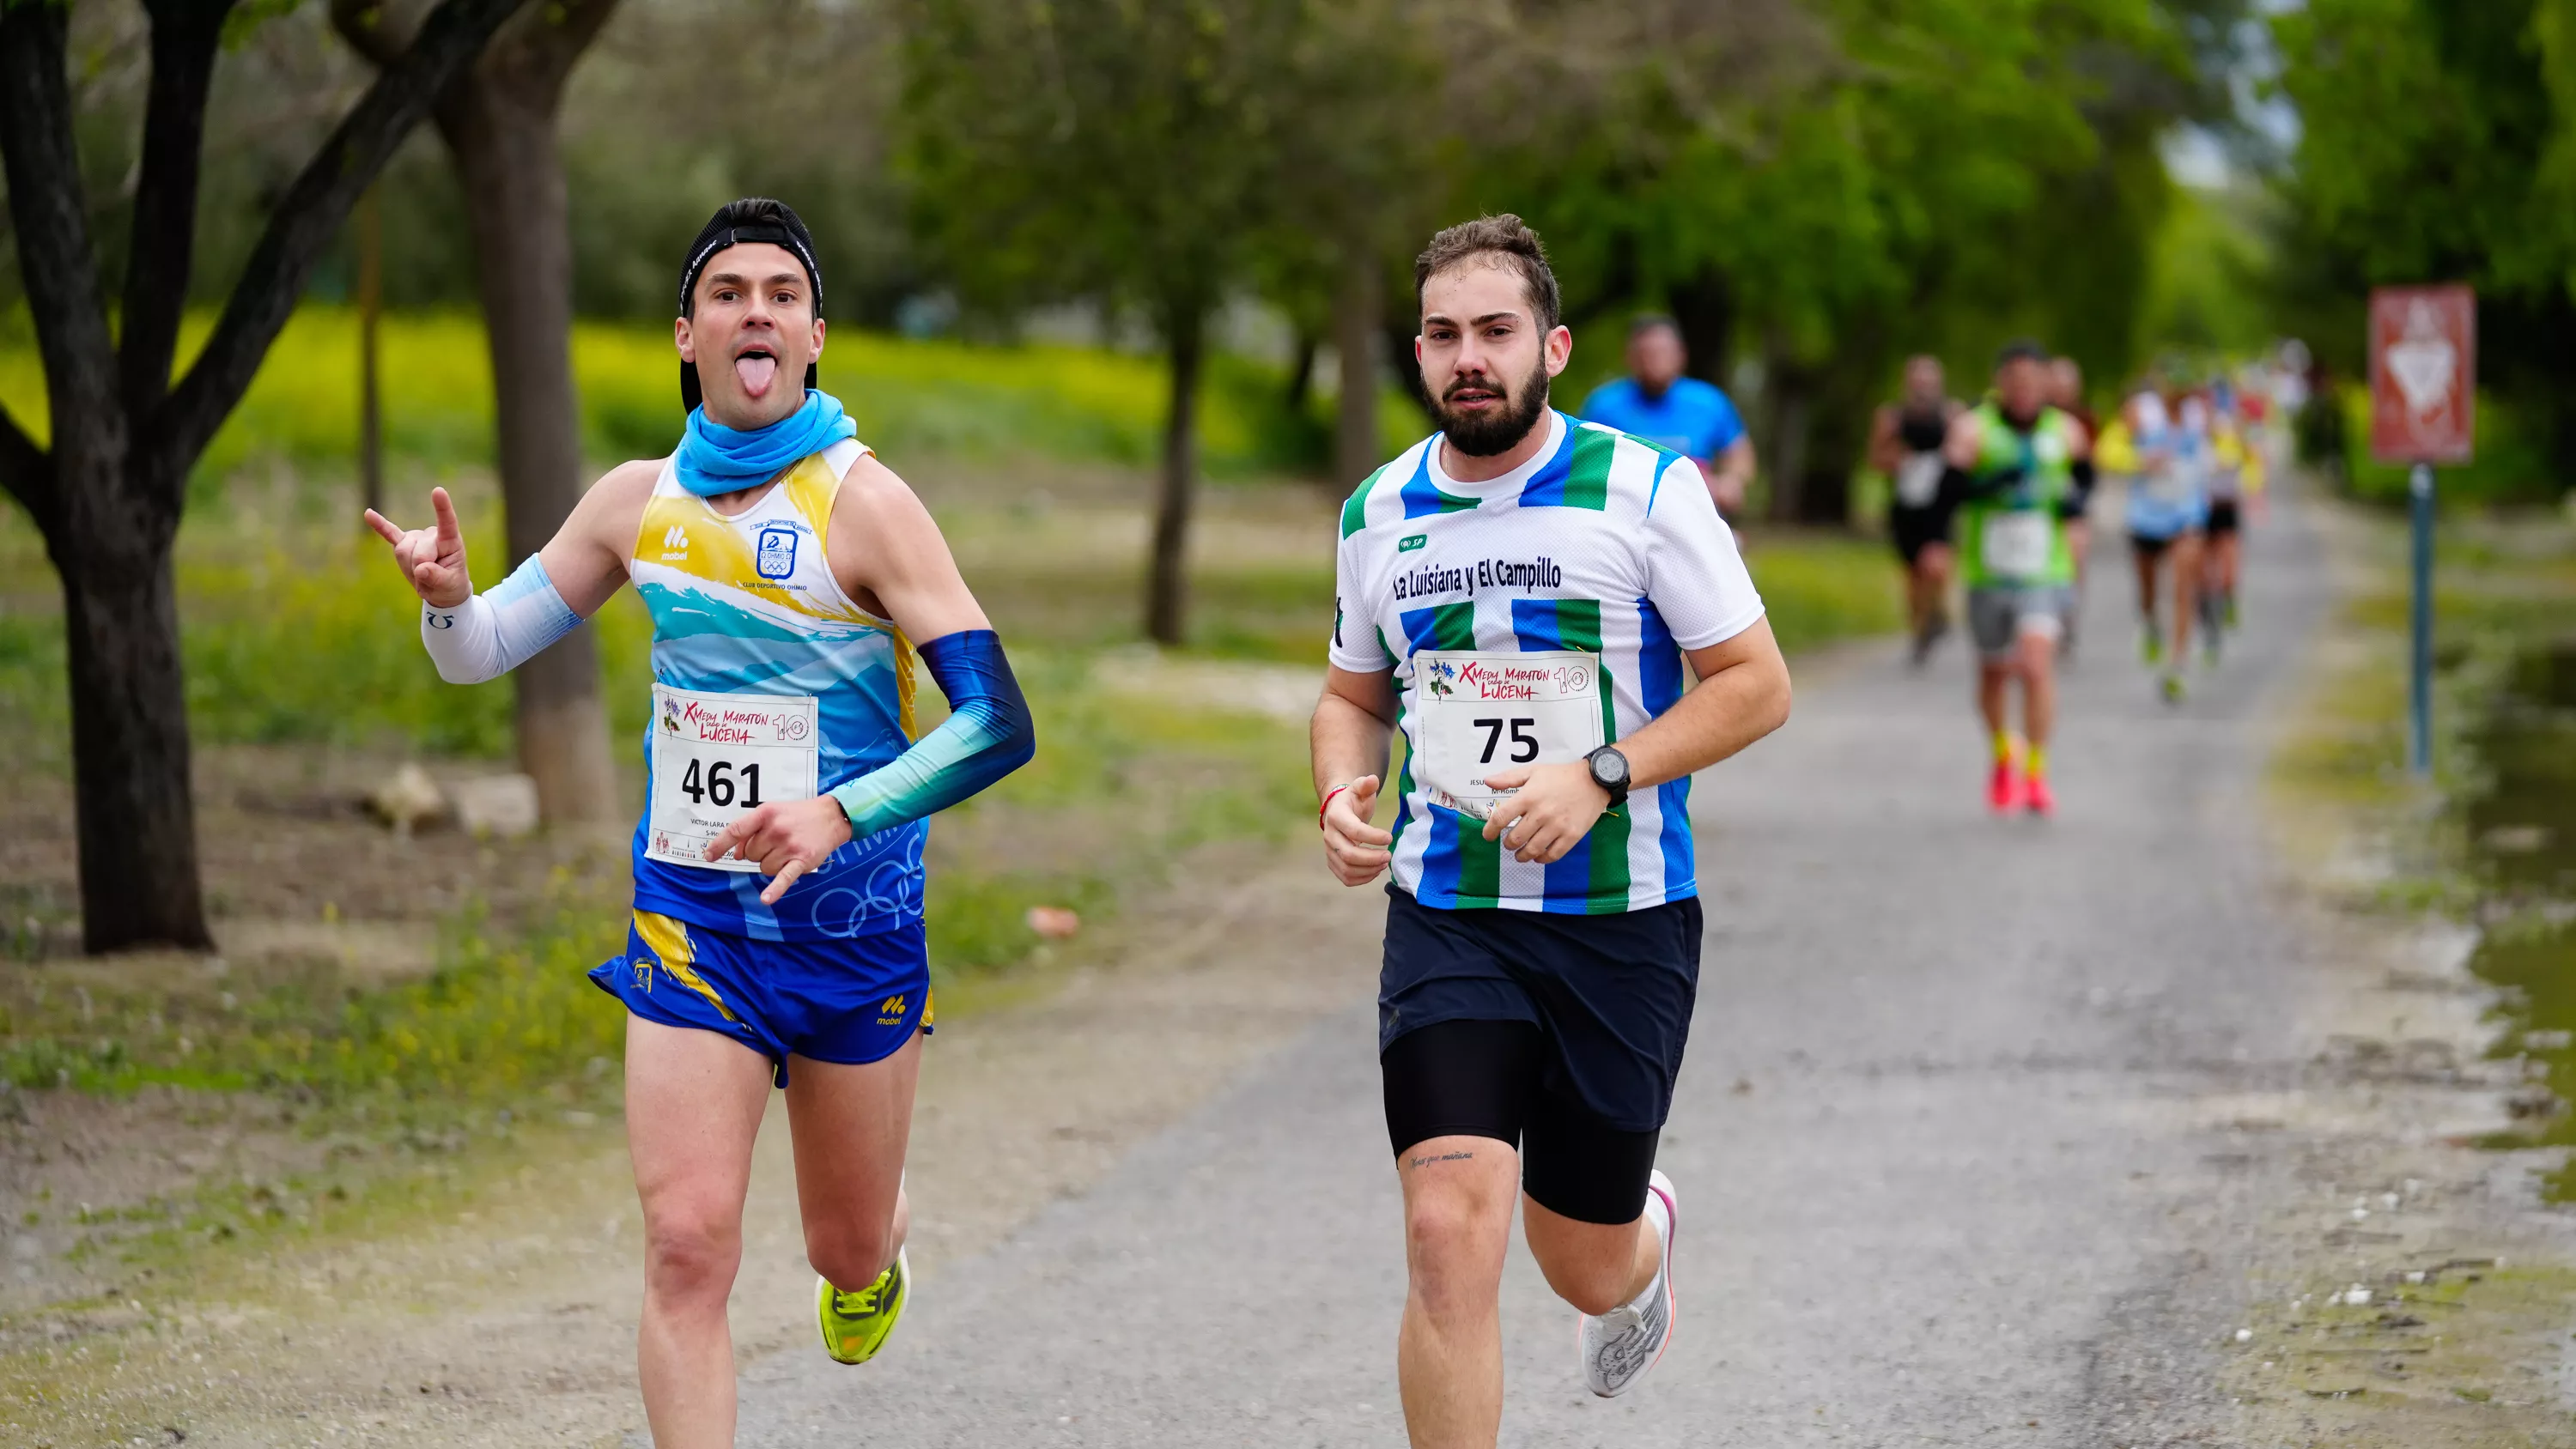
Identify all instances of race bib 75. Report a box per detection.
[1411,650,1606,821]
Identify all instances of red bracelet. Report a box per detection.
[1317,784,1352,830]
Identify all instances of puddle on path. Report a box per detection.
[2460,638,2576,1197]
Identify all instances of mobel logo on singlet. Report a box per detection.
[660,524,689,561]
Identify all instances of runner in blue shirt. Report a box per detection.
[1579,316,1757,520]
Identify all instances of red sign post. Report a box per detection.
[2367,283,2475,775]
[2368,284,2475,464]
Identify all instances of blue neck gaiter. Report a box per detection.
[673,389,857,498]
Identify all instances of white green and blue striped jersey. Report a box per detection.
[1329,410,1765,914]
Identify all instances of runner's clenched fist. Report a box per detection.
[1321,774,1393,886]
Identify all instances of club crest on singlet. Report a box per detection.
[755,523,799,579]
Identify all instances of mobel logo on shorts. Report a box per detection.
[877,993,909,1026]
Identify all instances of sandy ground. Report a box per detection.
[9,484,2576,1448]
[3,839,1381,1448]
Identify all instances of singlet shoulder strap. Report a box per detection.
[632,453,686,567]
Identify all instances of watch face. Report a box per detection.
[1595,749,1628,787]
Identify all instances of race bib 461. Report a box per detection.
[647,684,820,871]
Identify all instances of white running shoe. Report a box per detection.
[1579,1168,1677,1397]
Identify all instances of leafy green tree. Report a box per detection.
[1476,0,2223,521]
[2269,0,2576,482]
[0,0,532,952]
[897,0,1306,644]
[333,0,625,829]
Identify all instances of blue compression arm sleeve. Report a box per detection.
[829,629,1036,837]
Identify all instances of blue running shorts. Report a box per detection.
[591,910,932,1086]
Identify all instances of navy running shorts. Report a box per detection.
[1378,885,1702,1136]
[592,910,931,1086]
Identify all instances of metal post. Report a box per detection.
[2409,461,2434,775]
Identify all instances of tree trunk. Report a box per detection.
[1334,243,1382,488]
[358,185,385,517]
[1,0,534,955]
[1145,307,1203,647]
[1382,316,1431,416]
[1765,361,1812,525]
[1667,269,1735,387]
[54,457,211,953]
[1283,331,1315,414]
[439,80,617,825]
[1794,358,1873,528]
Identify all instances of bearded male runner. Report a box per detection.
[1945,342,2090,816]
[366,198,1035,1447]
[1312,215,1790,1447]
[1866,354,1960,665]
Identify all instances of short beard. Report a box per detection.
[1433,359,1552,458]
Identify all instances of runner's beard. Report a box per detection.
[1434,358,1552,458]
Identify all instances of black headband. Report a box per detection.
[677,220,825,412]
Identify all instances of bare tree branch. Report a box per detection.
[483,0,622,103]
[156,0,533,482]
[328,0,416,68]
[118,0,239,421]
[0,0,122,515]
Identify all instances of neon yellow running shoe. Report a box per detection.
[817,1250,908,1365]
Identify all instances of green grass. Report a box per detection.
[0,301,1901,1132]
[0,307,1421,491]
[0,898,626,1109]
[2271,508,2576,1194]
[2335,383,2565,509]
[1744,533,1905,654]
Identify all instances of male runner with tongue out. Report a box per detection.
[366,198,1036,1447]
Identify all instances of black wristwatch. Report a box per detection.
[1584,744,1631,811]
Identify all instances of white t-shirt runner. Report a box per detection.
[1330,410,1765,914]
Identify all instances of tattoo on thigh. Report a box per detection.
[1406,1149,1475,1169]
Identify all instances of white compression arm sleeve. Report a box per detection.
[419,555,580,684]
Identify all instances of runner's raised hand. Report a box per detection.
[364,487,472,609]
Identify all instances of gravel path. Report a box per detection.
[726,494,2340,1447]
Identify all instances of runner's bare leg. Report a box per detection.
[2017,628,2056,751]
[2169,533,2204,662]
[1978,659,2012,740]
[784,1030,923,1291]
[1395,1137,1517,1449]
[1522,1196,1661,1315]
[628,1016,774,1449]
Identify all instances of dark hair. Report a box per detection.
[677,197,823,411]
[1994,338,2050,369]
[1414,215,1561,331]
[1628,312,1683,341]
